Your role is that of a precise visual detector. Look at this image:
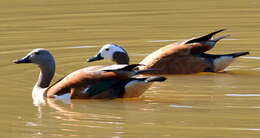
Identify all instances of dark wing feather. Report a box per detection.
[185,29,225,44]
[86,79,120,97]
[197,52,249,59]
[86,79,135,98]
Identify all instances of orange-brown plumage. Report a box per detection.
[14,49,166,104]
[88,29,249,74]
[139,43,211,74]
[45,68,130,98]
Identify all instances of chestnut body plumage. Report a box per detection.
[88,29,249,74]
[14,49,166,105]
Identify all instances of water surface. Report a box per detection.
[1,0,260,137]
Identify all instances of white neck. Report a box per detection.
[32,85,47,106]
[32,61,55,106]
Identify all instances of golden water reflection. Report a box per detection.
[1,0,260,137]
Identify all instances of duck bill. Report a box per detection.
[13,56,31,64]
[87,53,104,62]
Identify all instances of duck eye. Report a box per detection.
[35,52,40,55]
[105,48,109,51]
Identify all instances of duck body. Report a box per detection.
[14,49,166,104]
[45,67,129,99]
[88,29,249,74]
[46,65,161,99]
[138,42,249,74]
[138,43,211,74]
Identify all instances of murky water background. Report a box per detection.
[0,0,260,137]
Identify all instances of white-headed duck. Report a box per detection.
[14,49,166,104]
[87,29,249,74]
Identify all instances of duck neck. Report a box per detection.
[113,52,130,64]
[36,61,55,89]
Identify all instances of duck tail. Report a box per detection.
[230,51,250,58]
[212,34,230,42]
[186,29,226,44]
[206,29,226,38]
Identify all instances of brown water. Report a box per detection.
[1,0,260,137]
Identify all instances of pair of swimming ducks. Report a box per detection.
[14,29,249,102]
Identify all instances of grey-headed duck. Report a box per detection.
[14,49,166,104]
[87,29,249,74]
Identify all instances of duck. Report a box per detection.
[87,29,249,74]
[14,49,166,104]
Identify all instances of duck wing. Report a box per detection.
[45,64,142,98]
[84,79,125,99]
[184,29,225,44]
[183,29,228,54]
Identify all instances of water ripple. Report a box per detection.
[225,94,260,97]
[168,126,260,131]
[146,40,177,43]
[0,45,97,55]
[241,56,260,60]
[63,45,97,49]
[169,104,193,108]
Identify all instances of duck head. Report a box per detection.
[14,48,56,98]
[14,48,55,67]
[87,43,129,64]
